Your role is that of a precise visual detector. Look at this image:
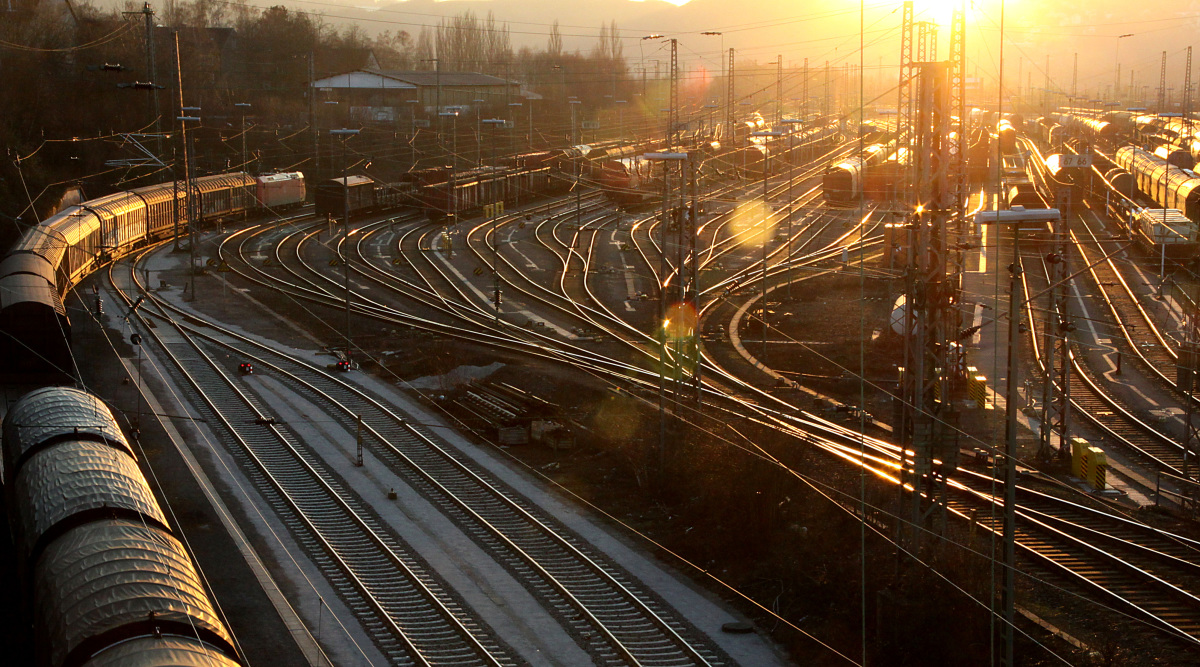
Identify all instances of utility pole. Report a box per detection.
[1185,47,1193,136]
[173,31,199,301]
[331,128,360,359]
[668,38,679,145]
[897,1,914,203]
[689,157,701,403]
[1038,190,1072,462]
[124,3,161,153]
[1072,53,1079,100]
[1159,51,1168,113]
[776,55,783,126]
[235,102,251,173]
[310,52,318,173]
[900,62,957,545]
[726,48,735,141]
[823,61,830,116]
[483,118,505,319]
[802,58,809,121]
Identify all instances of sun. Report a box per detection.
[911,0,968,27]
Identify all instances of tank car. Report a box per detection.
[996,119,1018,155]
[1,387,242,667]
[1114,146,1200,220]
[823,144,887,204]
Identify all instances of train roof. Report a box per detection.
[321,175,375,188]
[0,269,63,309]
[80,636,241,667]
[10,223,67,259]
[13,440,170,563]
[2,386,131,482]
[82,191,144,220]
[256,171,304,183]
[44,206,102,247]
[0,252,55,281]
[0,274,65,318]
[128,181,187,206]
[193,172,255,193]
[36,519,233,667]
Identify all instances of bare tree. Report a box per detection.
[547,20,562,58]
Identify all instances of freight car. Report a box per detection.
[0,171,306,382]
[314,175,378,219]
[1131,208,1200,260]
[864,148,909,201]
[1,386,242,667]
[996,119,1018,155]
[823,144,888,204]
[1006,181,1045,208]
[1114,146,1200,221]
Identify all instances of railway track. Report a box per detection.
[109,253,519,667]
[116,247,735,666]
[183,164,1200,651]
[1024,248,1191,473]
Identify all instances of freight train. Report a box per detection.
[0,172,305,381]
[822,144,890,204]
[1113,146,1200,221]
[2,386,242,666]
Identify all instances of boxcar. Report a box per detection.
[315,175,377,219]
[82,192,147,251]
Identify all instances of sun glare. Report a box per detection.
[912,0,967,26]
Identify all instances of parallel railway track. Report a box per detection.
[114,246,733,666]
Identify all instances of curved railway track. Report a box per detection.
[128,143,1200,653]
[109,251,518,667]
[115,244,735,667]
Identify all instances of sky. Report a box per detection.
[107,0,1200,104]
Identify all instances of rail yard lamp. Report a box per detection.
[440,110,460,169]
[751,129,782,360]
[473,99,486,166]
[234,102,252,173]
[331,128,360,361]
[974,205,1063,667]
[644,150,690,469]
[177,108,201,301]
[483,118,506,320]
[780,118,803,298]
[569,98,581,145]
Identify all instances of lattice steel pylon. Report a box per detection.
[777,56,784,126]
[901,62,958,542]
[727,48,736,142]
[1184,47,1193,137]
[896,1,915,204]
[669,38,679,145]
[1183,309,1200,488]
[802,58,809,120]
[917,21,937,62]
[948,4,969,395]
[1039,191,1073,462]
[1159,50,1168,113]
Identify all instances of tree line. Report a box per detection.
[0,0,633,236]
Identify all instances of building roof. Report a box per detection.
[311,69,516,90]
